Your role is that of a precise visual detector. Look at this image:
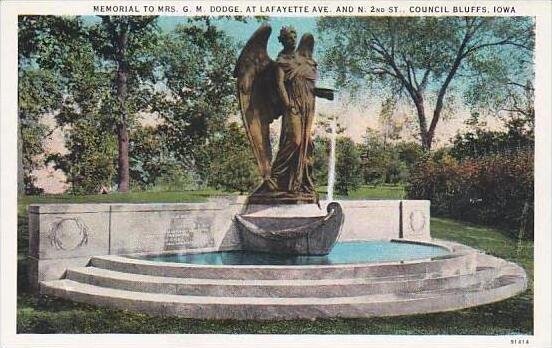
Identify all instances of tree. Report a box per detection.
[358,128,423,185]
[358,129,389,184]
[394,141,425,169]
[88,16,159,192]
[335,137,362,195]
[18,69,62,194]
[48,116,117,194]
[129,126,180,189]
[318,17,534,150]
[27,16,160,194]
[152,21,238,181]
[450,116,534,160]
[17,16,79,193]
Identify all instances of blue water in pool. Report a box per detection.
[139,241,450,266]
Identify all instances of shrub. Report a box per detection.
[358,131,424,185]
[407,150,533,239]
[335,137,363,195]
[204,122,258,193]
[312,136,329,186]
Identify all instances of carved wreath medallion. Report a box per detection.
[48,217,89,250]
[409,210,426,235]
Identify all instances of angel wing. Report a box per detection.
[297,33,314,58]
[297,33,334,101]
[234,25,282,180]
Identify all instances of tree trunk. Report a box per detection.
[425,106,443,152]
[17,124,25,194]
[424,132,434,151]
[413,96,432,151]
[425,32,469,152]
[116,25,130,192]
[117,122,130,192]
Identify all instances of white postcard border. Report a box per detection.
[1,1,550,347]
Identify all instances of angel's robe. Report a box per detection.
[270,52,318,194]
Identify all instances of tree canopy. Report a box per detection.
[17,16,75,193]
[318,17,534,150]
[18,16,244,194]
[152,21,238,182]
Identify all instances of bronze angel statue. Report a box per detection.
[234,24,334,204]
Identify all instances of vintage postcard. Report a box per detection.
[1,0,551,347]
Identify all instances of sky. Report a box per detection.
[158,17,320,59]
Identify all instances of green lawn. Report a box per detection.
[317,184,407,200]
[18,189,222,208]
[16,187,532,334]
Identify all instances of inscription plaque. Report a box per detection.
[165,216,214,250]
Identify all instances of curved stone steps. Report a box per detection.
[89,253,477,280]
[64,265,498,298]
[39,247,527,319]
[40,270,526,320]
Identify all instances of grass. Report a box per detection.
[16,186,533,334]
[317,184,407,200]
[18,189,223,208]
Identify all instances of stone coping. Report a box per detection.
[28,202,231,214]
[114,239,476,270]
[123,238,467,259]
[28,198,429,212]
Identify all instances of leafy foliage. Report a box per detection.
[22,16,162,194]
[407,151,533,239]
[90,16,160,192]
[87,16,160,120]
[411,109,535,237]
[450,115,534,160]
[129,126,183,190]
[48,119,117,194]
[17,16,74,193]
[358,129,424,185]
[335,137,362,195]
[152,22,238,179]
[312,136,329,186]
[204,122,258,193]
[19,16,247,194]
[39,17,120,194]
[18,69,63,193]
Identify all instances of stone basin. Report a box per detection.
[234,202,344,256]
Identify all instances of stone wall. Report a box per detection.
[27,197,246,289]
[27,198,430,287]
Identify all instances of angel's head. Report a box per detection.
[278,26,297,51]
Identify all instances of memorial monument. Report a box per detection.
[233,24,343,255]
